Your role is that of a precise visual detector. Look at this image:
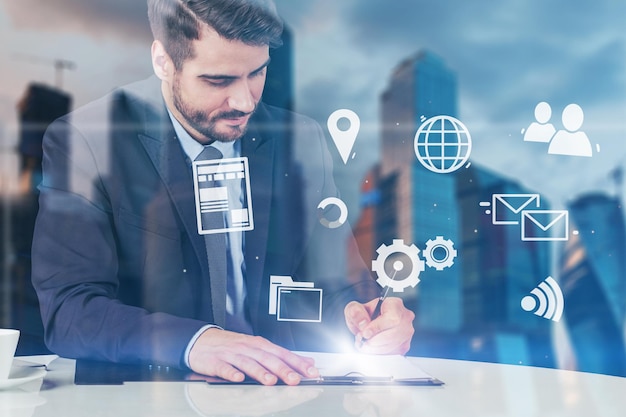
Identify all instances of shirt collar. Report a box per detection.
[167,109,239,160]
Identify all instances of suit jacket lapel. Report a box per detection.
[128,81,288,334]
[241,125,274,330]
[130,78,217,323]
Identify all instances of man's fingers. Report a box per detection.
[361,305,401,339]
[279,351,319,379]
[251,337,319,380]
[357,328,411,355]
[247,348,311,385]
[228,354,284,385]
[344,301,373,334]
[352,297,415,355]
[199,349,296,386]
[189,329,319,385]
[211,359,246,383]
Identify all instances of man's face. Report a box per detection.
[164,27,270,144]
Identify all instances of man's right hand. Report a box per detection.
[188,328,319,385]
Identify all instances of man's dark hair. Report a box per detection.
[147,0,283,69]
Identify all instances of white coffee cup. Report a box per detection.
[0,329,20,380]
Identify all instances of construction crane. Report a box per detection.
[13,53,76,89]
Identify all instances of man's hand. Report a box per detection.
[344,297,415,355]
[188,328,319,385]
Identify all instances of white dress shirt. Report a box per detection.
[167,111,252,367]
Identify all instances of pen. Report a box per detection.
[370,284,392,320]
[359,268,398,347]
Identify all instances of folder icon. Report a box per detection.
[492,194,541,225]
[277,287,323,323]
[521,210,569,241]
[269,275,323,322]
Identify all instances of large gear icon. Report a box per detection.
[423,236,457,270]
[372,239,425,292]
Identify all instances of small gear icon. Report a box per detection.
[423,236,457,270]
[372,239,425,292]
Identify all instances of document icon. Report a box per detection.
[269,276,323,323]
[521,210,569,241]
[193,157,254,234]
[492,194,541,225]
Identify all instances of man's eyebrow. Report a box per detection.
[197,58,272,80]
[251,58,272,74]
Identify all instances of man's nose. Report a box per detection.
[227,81,255,114]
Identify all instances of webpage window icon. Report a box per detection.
[192,157,254,234]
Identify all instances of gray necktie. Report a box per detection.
[195,146,228,328]
[195,146,251,333]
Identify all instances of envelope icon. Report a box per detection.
[521,210,569,241]
[492,194,541,225]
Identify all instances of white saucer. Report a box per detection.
[0,390,47,409]
[0,367,47,390]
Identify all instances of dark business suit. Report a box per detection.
[32,77,374,369]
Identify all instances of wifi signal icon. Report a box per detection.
[520,276,564,322]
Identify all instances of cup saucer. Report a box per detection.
[0,367,47,390]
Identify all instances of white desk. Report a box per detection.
[2,355,626,417]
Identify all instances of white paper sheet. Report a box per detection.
[294,351,435,381]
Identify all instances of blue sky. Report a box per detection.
[1,0,625,212]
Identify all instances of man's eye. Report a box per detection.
[205,79,232,87]
[251,69,266,78]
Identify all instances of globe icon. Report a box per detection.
[413,115,472,174]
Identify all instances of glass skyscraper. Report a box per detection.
[378,51,461,340]
[561,193,626,376]
[352,50,555,367]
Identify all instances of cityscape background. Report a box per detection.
[1,0,625,377]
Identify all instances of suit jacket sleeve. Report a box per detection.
[279,111,380,350]
[32,114,206,369]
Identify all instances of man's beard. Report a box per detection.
[173,78,255,143]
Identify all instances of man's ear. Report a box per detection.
[151,40,173,81]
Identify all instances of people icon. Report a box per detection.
[523,102,594,157]
[548,104,592,157]
[523,101,556,143]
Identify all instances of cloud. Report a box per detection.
[340,0,626,123]
[318,0,626,205]
[342,0,625,53]
[1,0,152,44]
[274,0,319,29]
[2,0,622,205]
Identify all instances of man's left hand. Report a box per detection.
[344,297,415,355]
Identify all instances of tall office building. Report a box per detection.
[561,193,626,376]
[380,51,457,177]
[378,51,457,245]
[456,166,554,367]
[9,83,72,354]
[378,51,462,340]
[350,50,554,366]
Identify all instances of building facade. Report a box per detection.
[351,50,555,367]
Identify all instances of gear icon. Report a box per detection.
[423,236,457,270]
[371,239,425,292]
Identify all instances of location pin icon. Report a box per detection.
[327,109,360,164]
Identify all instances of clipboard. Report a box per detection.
[75,352,444,386]
[206,352,444,386]
[298,375,444,386]
[293,351,444,386]
[204,375,443,386]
